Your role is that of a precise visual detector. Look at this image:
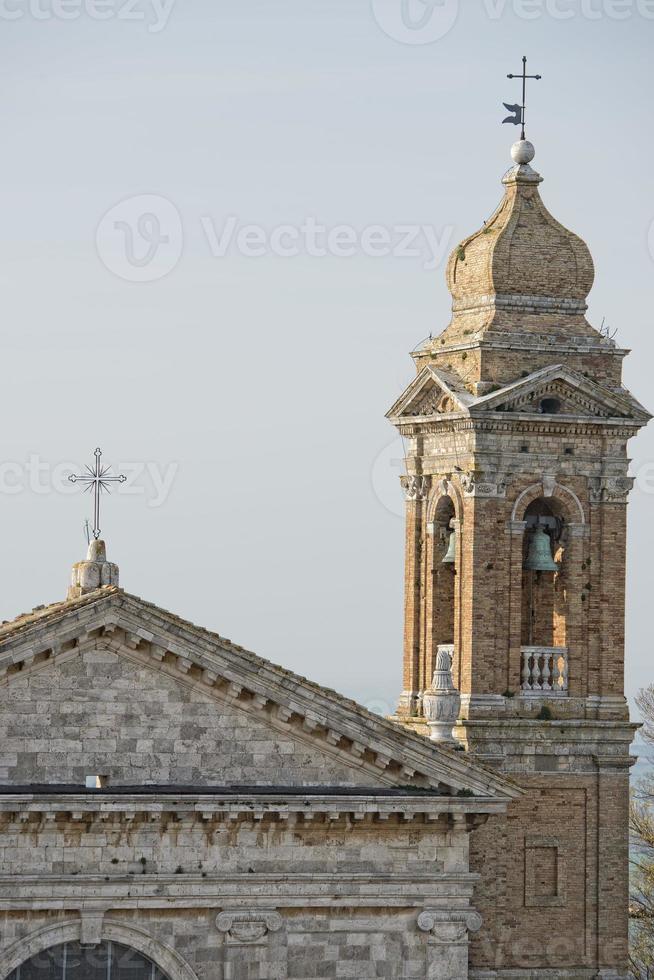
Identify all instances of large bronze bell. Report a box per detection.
[524,525,558,572]
[442,529,456,564]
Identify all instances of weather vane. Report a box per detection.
[68,448,127,541]
[502,56,541,141]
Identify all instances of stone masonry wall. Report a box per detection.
[0,813,480,980]
[0,648,376,787]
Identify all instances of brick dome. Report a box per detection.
[445,142,594,315]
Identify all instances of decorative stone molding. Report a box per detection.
[0,591,520,800]
[460,471,507,498]
[0,918,199,980]
[417,909,483,943]
[216,910,283,946]
[589,476,634,504]
[511,481,585,524]
[401,475,430,501]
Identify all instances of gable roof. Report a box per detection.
[470,364,651,422]
[386,365,475,421]
[387,362,650,426]
[0,587,519,801]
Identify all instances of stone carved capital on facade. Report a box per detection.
[401,475,430,502]
[417,909,483,944]
[589,476,634,504]
[460,471,507,499]
[216,910,283,946]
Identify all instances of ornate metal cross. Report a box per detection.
[68,448,127,541]
[503,55,542,141]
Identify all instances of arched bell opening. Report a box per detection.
[432,495,456,649]
[7,941,170,980]
[520,497,569,694]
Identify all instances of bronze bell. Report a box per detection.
[524,525,558,573]
[442,529,456,564]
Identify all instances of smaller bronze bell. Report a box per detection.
[524,525,558,573]
[442,530,456,564]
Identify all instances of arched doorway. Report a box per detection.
[8,942,169,980]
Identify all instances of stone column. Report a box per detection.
[418,909,482,979]
[398,475,429,716]
[507,519,527,696]
[216,910,285,979]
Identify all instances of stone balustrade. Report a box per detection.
[520,646,569,695]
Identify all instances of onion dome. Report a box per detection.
[445,140,594,317]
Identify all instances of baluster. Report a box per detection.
[561,651,569,692]
[531,652,541,691]
[552,653,563,691]
[521,649,531,690]
[541,651,552,691]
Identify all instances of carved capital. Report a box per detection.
[401,475,430,502]
[460,471,507,499]
[216,909,283,946]
[589,476,634,504]
[417,909,483,944]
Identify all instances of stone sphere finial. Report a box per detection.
[511,139,535,165]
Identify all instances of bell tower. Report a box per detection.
[388,138,650,978]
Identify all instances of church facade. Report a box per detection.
[0,137,647,980]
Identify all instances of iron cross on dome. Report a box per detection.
[68,448,127,541]
[503,55,542,141]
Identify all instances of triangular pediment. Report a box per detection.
[470,365,650,424]
[386,366,474,421]
[0,589,518,802]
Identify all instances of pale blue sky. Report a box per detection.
[0,0,652,716]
